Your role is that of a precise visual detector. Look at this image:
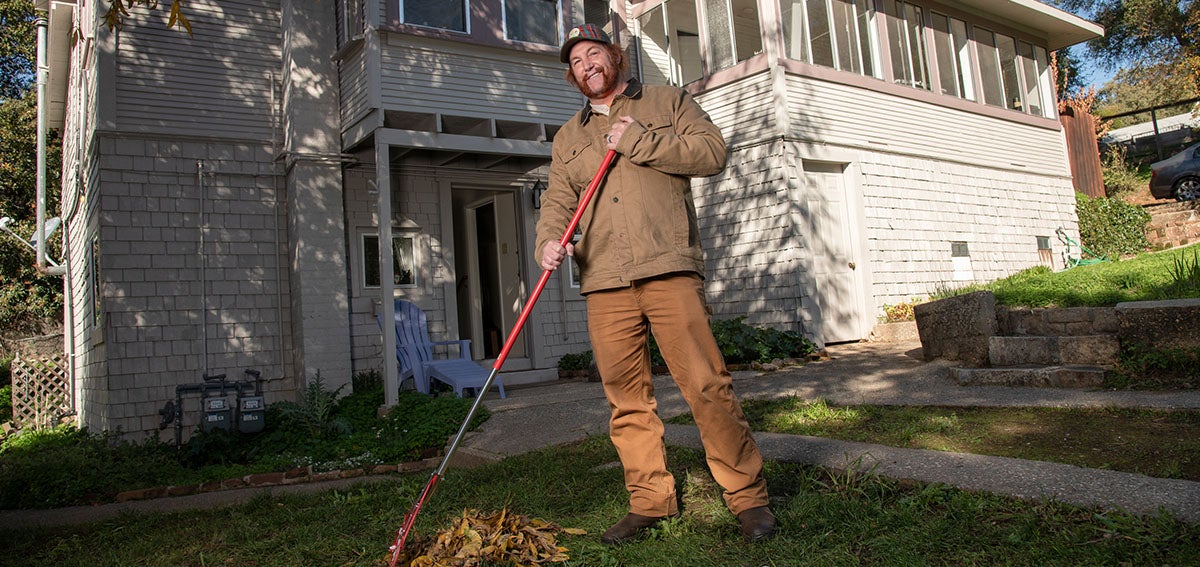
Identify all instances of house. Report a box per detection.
[35,0,1101,441]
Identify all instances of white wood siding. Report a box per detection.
[697,71,778,147]
[857,151,1077,310]
[339,43,372,130]
[379,35,581,126]
[114,0,282,141]
[784,73,1071,176]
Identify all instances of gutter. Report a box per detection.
[35,16,65,277]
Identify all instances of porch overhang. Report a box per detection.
[957,0,1104,51]
[374,128,552,159]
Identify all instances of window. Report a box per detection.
[974,28,1004,108]
[703,0,762,74]
[929,12,973,100]
[505,0,561,45]
[637,0,702,86]
[363,233,417,288]
[402,0,468,32]
[782,0,878,75]
[567,233,582,288]
[90,236,101,328]
[883,0,929,90]
[781,0,877,77]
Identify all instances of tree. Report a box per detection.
[104,0,192,34]
[0,0,63,343]
[1050,1,1199,99]
[0,0,35,100]
[1096,65,1198,126]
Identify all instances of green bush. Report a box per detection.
[711,317,817,364]
[1075,192,1150,260]
[556,351,593,371]
[560,318,817,371]
[1101,146,1146,198]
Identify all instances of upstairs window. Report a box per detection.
[505,0,562,45]
[781,0,879,77]
[638,0,702,86]
[883,0,930,90]
[929,12,973,100]
[402,0,469,32]
[703,0,763,74]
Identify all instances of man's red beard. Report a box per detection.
[576,64,620,99]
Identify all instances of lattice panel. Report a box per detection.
[11,353,72,431]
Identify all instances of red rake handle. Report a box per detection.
[386,149,617,567]
[492,148,617,371]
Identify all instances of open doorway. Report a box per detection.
[453,189,527,361]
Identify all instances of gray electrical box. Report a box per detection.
[202,397,232,432]
[238,396,265,434]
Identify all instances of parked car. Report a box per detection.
[1149,142,1200,201]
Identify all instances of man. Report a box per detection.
[535,24,777,545]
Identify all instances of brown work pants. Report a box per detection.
[585,273,769,517]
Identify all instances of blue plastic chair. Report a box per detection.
[380,299,505,399]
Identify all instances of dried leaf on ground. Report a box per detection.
[392,508,584,566]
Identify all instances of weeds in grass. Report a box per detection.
[1107,342,1200,390]
[1164,247,1200,297]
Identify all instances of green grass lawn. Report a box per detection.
[1,439,1196,567]
[733,399,1200,482]
[941,242,1200,307]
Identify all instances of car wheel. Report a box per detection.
[1174,177,1200,201]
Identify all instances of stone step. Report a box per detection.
[950,365,1107,388]
[988,335,1119,367]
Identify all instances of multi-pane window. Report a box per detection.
[638,0,702,86]
[704,0,763,74]
[363,234,416,288]
[402,0,468,32]
[929,12,974,100]
[505,0,561,45]
[781,0,878,77]
[976,27,1055,118]
[883,0,930,90]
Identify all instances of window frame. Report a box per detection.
[361,231,419,290]
[399,0,471,33]
[503,0,565,46]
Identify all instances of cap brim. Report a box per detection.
[559,37,602,63]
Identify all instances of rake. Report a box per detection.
[387,149,618,566]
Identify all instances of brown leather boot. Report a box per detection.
[737,506,776,543]
[600,513,673,545]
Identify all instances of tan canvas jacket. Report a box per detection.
[535,80,728,294]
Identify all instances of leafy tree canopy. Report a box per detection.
[1050,0,1200,103]
[0,0,36,99]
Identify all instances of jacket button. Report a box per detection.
[612,197,619,203]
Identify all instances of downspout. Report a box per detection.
[36,17,64,277]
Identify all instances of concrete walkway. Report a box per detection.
[4,340,1199,528]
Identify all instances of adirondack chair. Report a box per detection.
[380,299,505,399]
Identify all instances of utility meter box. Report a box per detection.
[238,396,266,434]
[202,397,232,432]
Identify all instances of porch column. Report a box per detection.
[281,0,352,390]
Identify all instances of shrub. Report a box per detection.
[709,317,817,364]
[1075,192,1150,260]
[1101,146,1145,198]
[556,351,593,372]
[559,318,818,371]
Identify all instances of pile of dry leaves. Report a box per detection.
[393,508,586,567]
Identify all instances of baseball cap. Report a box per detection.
[560,23,612,63]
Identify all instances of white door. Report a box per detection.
[803,162,865,343]
[492,192,526,359]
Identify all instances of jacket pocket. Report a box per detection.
[561,139,597,186]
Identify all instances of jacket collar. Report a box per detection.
[579,79,643,125]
